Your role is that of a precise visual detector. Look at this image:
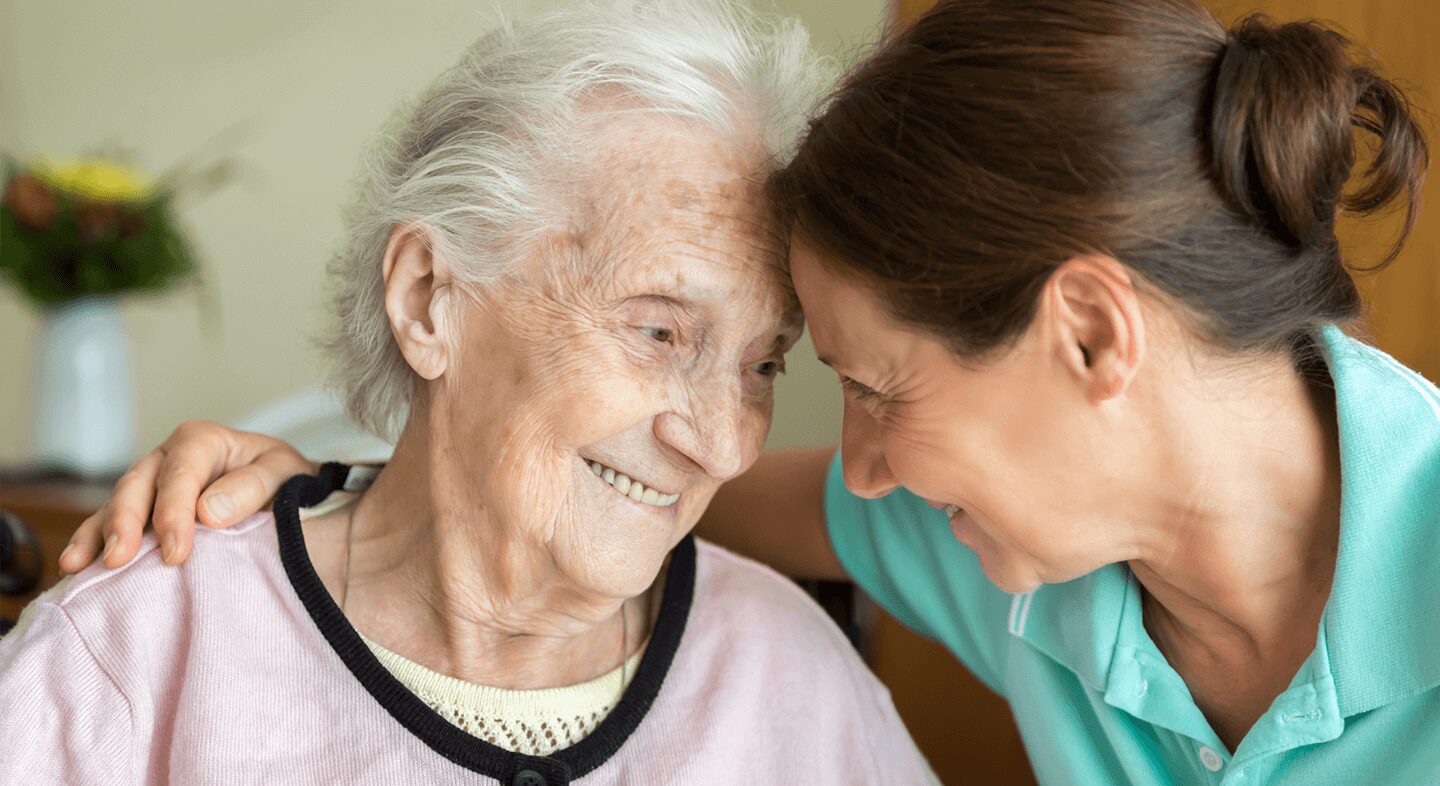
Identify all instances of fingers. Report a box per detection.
[59,507,108,574]
[149,421,235,565]
[197,445,315,529]
[57,419,318,574]
[60,448,165,573]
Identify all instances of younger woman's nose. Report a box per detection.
[840,406,898,499]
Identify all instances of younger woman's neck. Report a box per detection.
[1128,349,1342,655]
[1123,349,1341,747]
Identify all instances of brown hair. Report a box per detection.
[771,0,1428,357]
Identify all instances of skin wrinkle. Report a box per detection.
[302,114,799,691]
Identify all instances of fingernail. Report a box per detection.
[103,533,118,560]
[162,533,177,563]
[59,544,74,566]
[205,493,235,521]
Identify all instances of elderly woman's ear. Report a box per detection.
[382,223,458,381]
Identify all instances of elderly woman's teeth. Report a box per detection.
[943,504,961,517]
[588,461,679,507]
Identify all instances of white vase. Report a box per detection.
[32,296,137,477]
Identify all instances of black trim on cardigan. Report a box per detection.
[274,463,696,785]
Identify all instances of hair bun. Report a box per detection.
[1208,15,1427,265]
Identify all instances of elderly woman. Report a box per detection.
[0,3,936,784]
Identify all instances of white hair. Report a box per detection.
[326,0,835,440]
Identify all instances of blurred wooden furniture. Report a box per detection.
[0,473,111,622]
[869,607,1036,785]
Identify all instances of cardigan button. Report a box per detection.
[512,769,548,786]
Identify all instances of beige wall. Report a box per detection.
[0,1,17,154]
[0,0,884,464]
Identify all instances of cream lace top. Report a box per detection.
[363,636,642,756]
[300,489,643,757]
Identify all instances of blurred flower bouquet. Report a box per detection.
[0,157,213,305]
[1,154,230,475]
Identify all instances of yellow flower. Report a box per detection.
[32,158,156,203]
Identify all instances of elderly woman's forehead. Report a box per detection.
[566,127,784,253]
[501,114,792,303]
[574,111,761,190]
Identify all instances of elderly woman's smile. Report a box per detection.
[584,459,681,507]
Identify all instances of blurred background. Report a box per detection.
[3,1,1437,784]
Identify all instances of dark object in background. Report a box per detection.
[1,509,45,636]
[796,578,862,650]
[0,469,117,627]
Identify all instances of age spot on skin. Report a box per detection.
[664,180,700,211]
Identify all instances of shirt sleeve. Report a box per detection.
[824,452,1014,695]
[0,600,136,784]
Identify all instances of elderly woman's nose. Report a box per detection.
[653,396,748,480]
[840,405,898,499]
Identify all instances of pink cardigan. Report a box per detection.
[0,466,935,785]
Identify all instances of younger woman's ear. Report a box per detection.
[382,222,455,381]
[1043,255,1146,403]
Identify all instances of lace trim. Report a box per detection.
[365,637,642,756]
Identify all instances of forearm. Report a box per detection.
[695,446,847,580]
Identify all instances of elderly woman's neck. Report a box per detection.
[314,428,655,690]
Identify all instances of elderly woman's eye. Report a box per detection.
[638,326,674,343]
[755,360,785,377]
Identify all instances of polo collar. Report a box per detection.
[1317,326,1440,716]
[1007,563,1226,745]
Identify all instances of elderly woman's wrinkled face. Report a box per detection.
[425,118,799,599]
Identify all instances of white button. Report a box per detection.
[1198,746,1224,772]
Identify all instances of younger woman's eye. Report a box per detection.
[638,326,674,343]
[840,376,878,401]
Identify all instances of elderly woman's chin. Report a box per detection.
[570,442,738,592]
[402,381,739,605]
[548,466,717,600]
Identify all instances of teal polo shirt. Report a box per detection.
[826,326,1440,785]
